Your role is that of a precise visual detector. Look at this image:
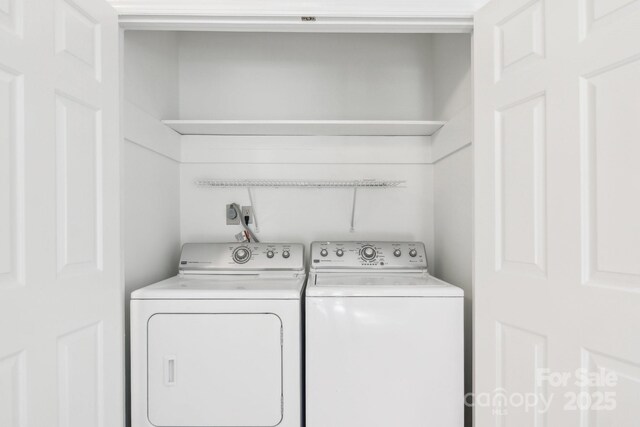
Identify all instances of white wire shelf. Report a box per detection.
[195,179,406,188]
[196,179,406,232]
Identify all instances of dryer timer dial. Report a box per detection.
[232,247,251,263]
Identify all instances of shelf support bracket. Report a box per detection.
[247,187,260,233]
[350,187,357,232]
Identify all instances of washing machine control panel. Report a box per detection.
[311,241,427,270]
[180,243,305,272]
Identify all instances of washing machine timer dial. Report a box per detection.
[361,246,377,261]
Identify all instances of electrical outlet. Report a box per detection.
[226,204,253,225]
[241,206,253,224]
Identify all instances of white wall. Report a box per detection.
[432,33,472,121]
[108,0,492,16]
[434,145,472,425]
[431,33,472,427]
[124,144,181,288]
[177,31,439,263]
[123,30,181,287]
[180,161,435,265]
[123,30,182,427]
[124,31,180,119]
[175,31,474,281]
[178,32,434,120]
[123,29,181,303]
[177,32,438,262]
[433,146,472,296]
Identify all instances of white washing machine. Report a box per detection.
[305,241,464,427]
[131,243,305,427]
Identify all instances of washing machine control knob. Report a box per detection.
[409,249,418,257]
[320,249,328,257]
[361,246,376,260]
[233,247,251,263]
[336,249,344,257]
[266,250,274,258]
[282,250,290,259]
[393,249,402,257]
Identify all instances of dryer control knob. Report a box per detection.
[266,250,274,258]
[409,249,418,257]
[393,249,402,257]
[233,247,251,263]
[282,250,290,259]
[336,249,344,257]
[320,249,328,257]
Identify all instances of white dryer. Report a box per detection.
[305,241,464,427]
[131,243,305,427]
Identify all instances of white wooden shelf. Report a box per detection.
[162,120,446,136]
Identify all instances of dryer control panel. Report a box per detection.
[180,243,305,273]
[310,241,428,270]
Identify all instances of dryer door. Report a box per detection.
[147,313,283,427]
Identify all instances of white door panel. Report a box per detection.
[475,0,640,426]
[0,0,122,426]
[147,313,283,427]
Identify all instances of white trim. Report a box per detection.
[118,14,473,33]
[431,106,473,163]
[180,135,433,165]
[123,101,181,162]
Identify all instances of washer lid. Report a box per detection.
[306,273,463,297]
[131,275,305,300]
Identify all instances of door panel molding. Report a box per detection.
[494,92,547,276]
[57,322,104,427]
[0,350,27,427]
[54,92,103,277]
[496,322,548,427]
[0,65,24,288]
[493,0,545,82]
[580,54,640,291]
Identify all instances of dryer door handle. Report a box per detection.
[164,356,177,386]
